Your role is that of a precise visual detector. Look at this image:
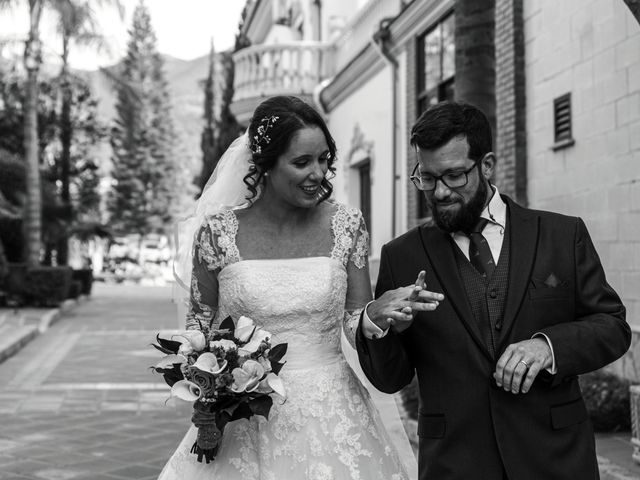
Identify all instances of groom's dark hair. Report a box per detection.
[244,96,337,203]
[410,101,493,162]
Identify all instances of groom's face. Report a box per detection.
[417,136,492,233]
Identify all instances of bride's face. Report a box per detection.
[266,126,330,208]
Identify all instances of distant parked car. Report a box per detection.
[140,237,171,264]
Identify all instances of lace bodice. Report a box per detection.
[219,257,346,367]
[186,203,369,351]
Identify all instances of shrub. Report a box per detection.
[0,149,25,205]
[5,262,27,306]
[66,280,82,299]
[72,268,93,295]
[579,370,631,432]
[22,266,72,307]
[0,218,23,262]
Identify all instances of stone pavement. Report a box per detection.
[0,283,640,480]
[0,284,191,480]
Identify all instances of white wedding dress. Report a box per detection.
[159,204,410,480]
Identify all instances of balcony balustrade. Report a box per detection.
[231,42,334,123]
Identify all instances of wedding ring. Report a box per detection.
[519,360,530,369]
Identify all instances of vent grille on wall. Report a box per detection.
[553,93,575,150]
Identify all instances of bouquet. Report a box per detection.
[151,315,287,463]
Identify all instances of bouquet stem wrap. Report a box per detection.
[190,403,223,463]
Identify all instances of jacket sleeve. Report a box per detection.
[540,217,630,385]
[355,244,415,393]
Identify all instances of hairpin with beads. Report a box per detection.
[250,116,279,154]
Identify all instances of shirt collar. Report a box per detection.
[480,185,506,227]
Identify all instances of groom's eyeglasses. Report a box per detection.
[410,163,478,192]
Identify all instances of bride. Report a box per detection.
[160,96,415,479]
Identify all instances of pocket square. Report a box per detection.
[531,273,566,289]
[543,273,562,288]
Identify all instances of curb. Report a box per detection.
[38,308,60,332]
[0,297,82,364]
[0,324,39,364]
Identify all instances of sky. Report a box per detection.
[0,0,247,70]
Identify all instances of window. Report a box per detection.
[416,12,455,116]
[416,12,455,220]
[552,93,574,150]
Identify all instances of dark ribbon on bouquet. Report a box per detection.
[191,404,222,463]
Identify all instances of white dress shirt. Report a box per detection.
[362,186,557,374]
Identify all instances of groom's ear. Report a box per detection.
[480,153,496,179]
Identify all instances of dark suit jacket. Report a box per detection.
[356,196,630,480]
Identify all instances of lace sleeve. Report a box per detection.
[341,207,373,347]
[343,309,364,348]
[349,210,369,269]
[185,220,221,331]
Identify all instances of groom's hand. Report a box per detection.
[493,338,552,394]
[367,271,444,333]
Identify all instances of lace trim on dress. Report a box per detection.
[186,273,216,330]
[343,309,363,348]
[197,210,240,271]
[330,204,369,269]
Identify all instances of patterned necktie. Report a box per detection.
[468,217,495,278]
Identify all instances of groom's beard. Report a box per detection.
[428,174,488,234]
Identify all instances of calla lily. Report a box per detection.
[192,352,227,374]
[171,379,202,401]
[239,328,271,355]
[234,316,256,343]
[175,330,207,352]
[155,354,188,370]
[256,355,272,373]
[210,339,237,351]
[256,373,286,398]
[231,360,264,393]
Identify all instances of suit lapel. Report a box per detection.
[497,197,540,350]
[418,225,493,362]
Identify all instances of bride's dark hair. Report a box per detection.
[244,96,337,203]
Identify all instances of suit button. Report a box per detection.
[489,289,497,299]
[495,322,502,331]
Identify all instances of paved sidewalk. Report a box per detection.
[598,433,640,480]
[0,284,639,479]
[0,284,190,480]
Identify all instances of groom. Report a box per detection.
[356,101,630,480]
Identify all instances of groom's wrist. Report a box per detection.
[362,301,389,340]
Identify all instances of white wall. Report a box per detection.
[525,0,640,329]
[328,65,394,264]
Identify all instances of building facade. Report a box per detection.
[232,0,640,377]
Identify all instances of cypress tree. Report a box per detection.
[197,39,217,195]
[109,0,177,237]
[212,51,241,173]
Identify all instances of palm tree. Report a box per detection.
[0,0,45,265]
[0,0,122,265]
[53,0,122,264]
